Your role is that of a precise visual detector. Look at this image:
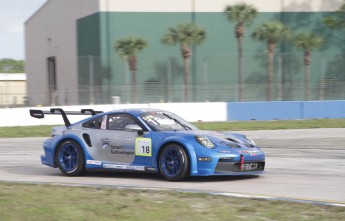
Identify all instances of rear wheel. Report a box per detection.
[159,144,189,181]
[55,140,85,176]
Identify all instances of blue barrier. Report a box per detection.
[303,101,345,119]
[227,101,345,121]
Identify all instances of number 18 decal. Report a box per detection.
[135,138,152,156]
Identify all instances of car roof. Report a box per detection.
[105,108,167,116]
[71,108,166,127]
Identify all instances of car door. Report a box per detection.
[95,113,141,164]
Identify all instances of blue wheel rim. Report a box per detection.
[58,143,79,171]
[160,147,183,177]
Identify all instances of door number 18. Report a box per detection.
[135,138,152,156]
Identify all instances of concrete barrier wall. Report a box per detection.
[227,101,302,121]
[303,101,345,119]
[0,101,344,126]
[227,100,345,121]
[0,102,227,127]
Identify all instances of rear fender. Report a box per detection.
[52,134,94,167]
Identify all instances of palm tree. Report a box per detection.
[224,3,258,102]
[252,21,291,101]
[114,37,148,103]
[162,23,206,102]
[294,33,324,101]
[324,3,345,30]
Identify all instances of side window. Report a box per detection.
[82,116,103,129]
[107,114,138,131]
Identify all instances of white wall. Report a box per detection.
[0,102,227,127]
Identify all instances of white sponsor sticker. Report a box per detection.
[86,160,102,165]
[103,164,145,171]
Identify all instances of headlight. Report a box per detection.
[246,136,256,146]
[195,136,215,149]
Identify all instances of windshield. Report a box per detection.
[140,111,198,131]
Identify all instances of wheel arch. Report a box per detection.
[156,139,197,176]
[52,135,90,166]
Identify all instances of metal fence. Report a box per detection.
[76,52,345,105]
[3,52,345,107]
[0,85,27,108]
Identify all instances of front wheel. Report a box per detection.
[55,140,85,176]
[158,144,189,181]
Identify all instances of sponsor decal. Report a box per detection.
[240,150,258,156]
[218,150,232,154]
[103,164,145,171]
[100,138,135,156]
[86,160,102,165]
[102,142,111,150]
[110,145,134,156]
[135,138,152,157]
[241,163,258,171]
[113,137,133,142]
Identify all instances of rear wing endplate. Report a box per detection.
[29,108,103,127]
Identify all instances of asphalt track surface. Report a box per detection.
[1,128,344,205]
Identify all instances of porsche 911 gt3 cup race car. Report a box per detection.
[30,108,265,181]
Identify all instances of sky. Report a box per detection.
[0,0,47,60]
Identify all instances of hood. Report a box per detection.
[195,130,256,148]
[155,130,255,148]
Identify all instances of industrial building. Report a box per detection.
[0,73,26,106]
[25,0,345,106]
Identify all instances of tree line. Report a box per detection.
[0,58,25,73]
[114,2,345,102]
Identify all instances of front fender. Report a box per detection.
[156,136,198,176]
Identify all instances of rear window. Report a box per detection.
[82,116,103,129]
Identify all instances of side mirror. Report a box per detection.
[125,124,143,135]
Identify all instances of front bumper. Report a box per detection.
[192,151,265,176]
[215,160,265,173]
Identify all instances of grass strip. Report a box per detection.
[0,125,55,138]
[0,119,345,138]
[0,182,344,221]
[194,118,345,131]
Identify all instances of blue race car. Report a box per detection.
[30,108,265,181]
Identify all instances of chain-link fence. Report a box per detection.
[4,52,345,107]
[76,52,345,104]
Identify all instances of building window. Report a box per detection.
[47,56,57,91]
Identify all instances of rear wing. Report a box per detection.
[29,108,103,127]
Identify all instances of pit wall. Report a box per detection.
[0,101,344,126]
[227,101,345,121]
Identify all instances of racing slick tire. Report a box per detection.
[158,143,190,181]
[55,139,85,176]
